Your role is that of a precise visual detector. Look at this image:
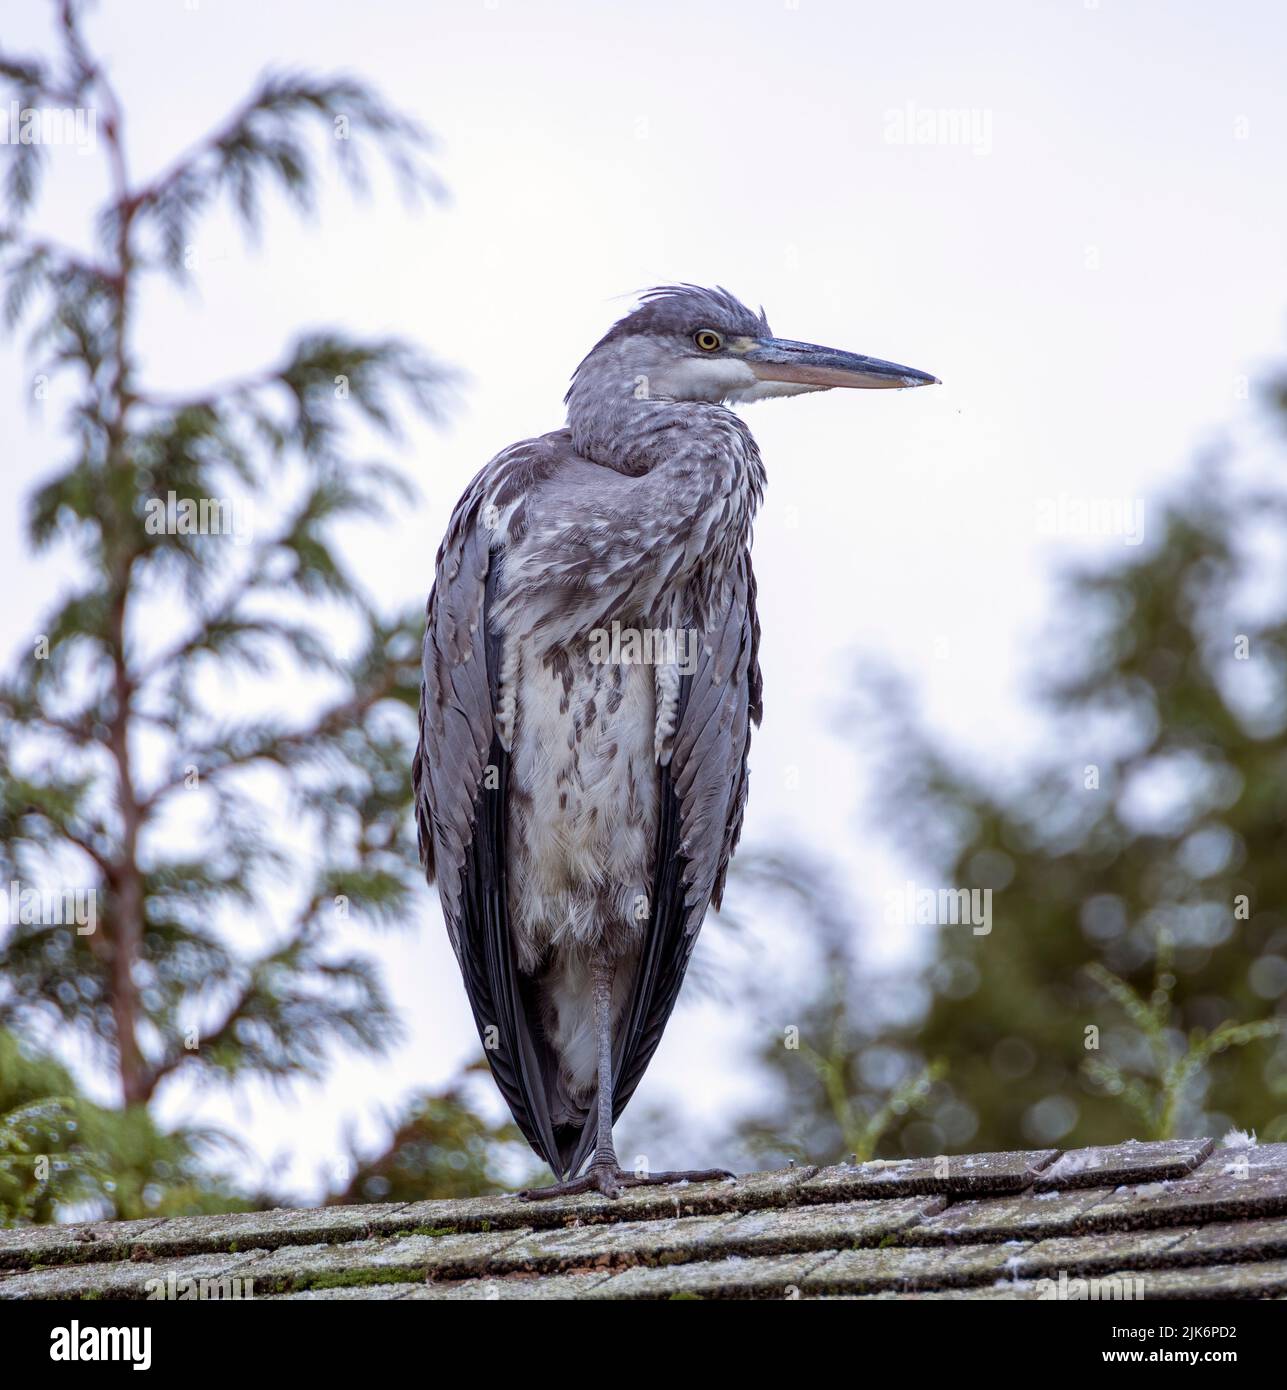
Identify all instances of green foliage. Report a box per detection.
[882,456,1287,1149]
[0,1,449,1213]
[1083,933,1282,1140]
[721,852,948,1166]
[794,1008,944,1164]
[328,1062,539,1203]
[59,1099,254,1222]
[735,451,1287,1159]
[0,1029,83,1224]
[0,1029,255,1224]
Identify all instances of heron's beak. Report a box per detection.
[743,337,939,390]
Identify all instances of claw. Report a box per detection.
[520,1164,623,1201]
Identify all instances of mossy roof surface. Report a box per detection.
[5,1138,1287,1300]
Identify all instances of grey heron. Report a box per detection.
[413,285,937,1199]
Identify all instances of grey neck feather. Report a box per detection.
[560,338,767,631]
[566,339,765,492]
[565,342,682,475]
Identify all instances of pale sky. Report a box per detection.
[2,0,1285,1196]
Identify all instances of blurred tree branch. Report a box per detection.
[0,0,450,1177]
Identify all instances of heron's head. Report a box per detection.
[568,284,938,408]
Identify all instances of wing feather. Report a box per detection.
[417,436,762,1181]
[413,439,569,1173]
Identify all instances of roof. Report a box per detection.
[3,1137,1287,1300]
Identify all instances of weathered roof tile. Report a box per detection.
[241,1228,531,1293]
[0,1247,261,1301]
[1166,1216,1287,1266]
[588,1250,829,1300]
[490,1212,739,1274]
[803,1239,1024,1295]
[717,1195,946,1256]
[3,1138,1283,1300]
[411,1271,617,1300]
[902,1184,1113,1244]
[0,1216,167,1271]
[1075,1166,1287,1232]
[1032,1138,1213,1191]
[799,1148,1057,1202]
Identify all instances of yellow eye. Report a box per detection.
[694,329,722,351]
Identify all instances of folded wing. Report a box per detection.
[414,441,762,1180]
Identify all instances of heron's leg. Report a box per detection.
[521,949,622,1200]
[589,947,619,1167]
[521,949,736,1201]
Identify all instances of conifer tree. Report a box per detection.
[0,1,447,1156]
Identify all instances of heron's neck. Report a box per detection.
[566,351,760,485]
[568,397,688,474]
[565,363,765,624]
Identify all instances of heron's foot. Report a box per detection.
[520,1164,736,1202]
[519,1164,626,1201]
[614,1166,736,1189]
